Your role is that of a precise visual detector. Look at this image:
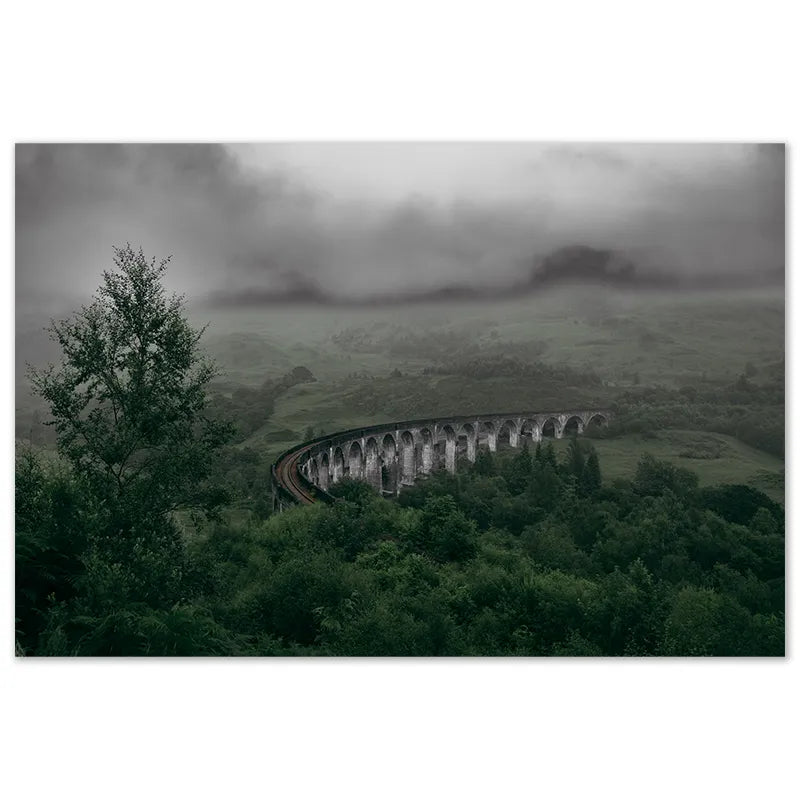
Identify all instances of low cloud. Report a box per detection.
[15,142,784,311]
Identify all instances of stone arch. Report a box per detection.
[586,413,608,431]
[521,418,540,444]
[364,437,381,490]
[541,417,559,438]
[399,430,415,485]
[318,452,330,490]
[563,415,583,437]
[498,419,518,448]
[440,424,456,440]
[332,447,345,483]
[308,457,319,485]
[348,441,364,480]
[458,422,477,463]
[382,432,397,459]
[478,420,498,452]
[419,427,434,473]
[381,433,398,494]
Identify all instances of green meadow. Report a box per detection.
[549,430,784,502]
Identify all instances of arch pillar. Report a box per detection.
[317,454,330,490]
[445,438,456,473]
[466,422,478,462]
[365,438,381,491]
[419,428,434,473]
[438,424,456,474]
[398,430,417,486]
[309,458,319,487]
[332,447,345,483]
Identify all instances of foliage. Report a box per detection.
[633,453,698,498]
[15,449,93,652]
[18,247,233,655]
[610,377,784,458]
[29,245,233,521]
[208,365,316,443]
[17,437,784,656]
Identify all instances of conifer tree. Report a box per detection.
[581,446,602,496]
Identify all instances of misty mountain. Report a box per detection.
[532,246,638,286]
[206,243,786,308]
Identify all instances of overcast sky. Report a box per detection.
[15,142,784,311]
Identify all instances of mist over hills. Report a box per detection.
[204,244,779,308]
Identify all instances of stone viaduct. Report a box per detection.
[272,409,611,510]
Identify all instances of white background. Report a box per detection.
[1,2,796,798]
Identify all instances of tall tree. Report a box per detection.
[504,440,532,494]
[581,447,602,495]
[30,245,233,528]
[474,448,494,477]
[566,436,585,479]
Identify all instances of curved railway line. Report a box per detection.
[274,442,328,506]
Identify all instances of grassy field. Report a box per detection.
[550,430,784,503]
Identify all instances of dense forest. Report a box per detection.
[16,436,785,656]
[14,247,785,656]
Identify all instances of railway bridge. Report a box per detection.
[272,409,611,511]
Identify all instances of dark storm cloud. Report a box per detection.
[15,142,784,311]
[15,143,320,308]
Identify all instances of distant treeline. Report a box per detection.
[331,325,549,364]
[208,366,315,442]
[423,355,602,386]
[607,368,784,457]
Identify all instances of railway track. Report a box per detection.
[275,444,319,505]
